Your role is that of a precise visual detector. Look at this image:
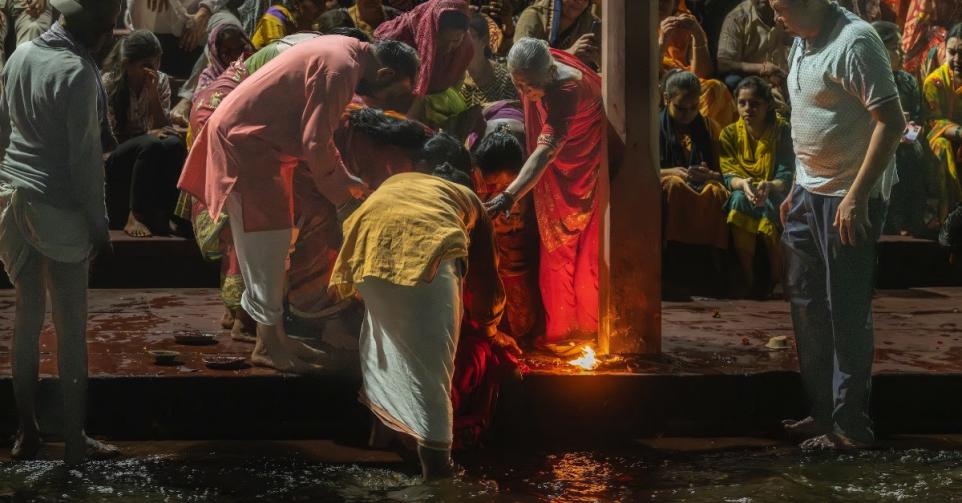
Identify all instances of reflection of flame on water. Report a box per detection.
[568,345,599,370]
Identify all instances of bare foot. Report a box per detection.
[782,416,823,438]
[283,337,328,363]
[221,307,235,330]
[124,212,153,238]
[86,436,120,460]
[65,435,121,465]
[800,433,868,451]
[250,350,324,375]
[231,309,256,343]
[10,429,42,460]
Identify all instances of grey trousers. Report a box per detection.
[782,185,885,444]
[12,246,89,442]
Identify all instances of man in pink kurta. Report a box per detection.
[178,36,419,373]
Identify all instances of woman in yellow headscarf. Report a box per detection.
[658,0,737,127]
[720,77,794,296]
[923,24,962,222]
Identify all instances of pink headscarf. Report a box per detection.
[374,0,474,96]
[197,24,253,93]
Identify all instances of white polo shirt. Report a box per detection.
[786,4,900,200]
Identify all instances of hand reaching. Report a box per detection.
[483,191,515,218]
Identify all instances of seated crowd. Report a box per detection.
[657,0,961,299]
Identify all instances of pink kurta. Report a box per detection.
[178,35,368,232]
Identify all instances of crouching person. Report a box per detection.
[330,163,504,480]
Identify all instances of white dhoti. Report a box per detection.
[225,192,296,326]
[355,259,462,450]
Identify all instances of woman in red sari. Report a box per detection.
[485,37,604,344]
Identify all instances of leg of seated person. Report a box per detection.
[12,2,51,45]
[731,225,757,296]
[0,11,9,73]
[114,134,162,237]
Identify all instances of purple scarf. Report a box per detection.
[35,22,117,151]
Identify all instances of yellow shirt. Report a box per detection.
[331,172,485,297]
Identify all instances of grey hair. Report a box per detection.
[507,37,555,84]
[662,69,701,99]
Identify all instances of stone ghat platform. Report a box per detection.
[0,288,960,446]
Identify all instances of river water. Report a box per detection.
[1,443,961,502]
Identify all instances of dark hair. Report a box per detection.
[438,10,470,32]
[372,39,420,83]
[949,23,962,44]
[318,8,355,32]
[469,13,493,59]
[474,131,524,175]
[418,132,472,174]
[103,29,162,137]
[432,162,475,190]
[661,69,701,100]
[348,107,431,151]
[327,26,371,42]
[733,75,776,123]
[872,20,901,47]
[216,24,246,49]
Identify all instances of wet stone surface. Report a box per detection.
[0,288,961,378]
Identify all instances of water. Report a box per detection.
[1,444,962,502]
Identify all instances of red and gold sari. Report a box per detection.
[524,49,605,342]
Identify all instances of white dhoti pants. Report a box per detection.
[225,193,295,326]
[356,259,463,450]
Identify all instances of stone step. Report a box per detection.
[0,289,959,443]
[0,233,955,292]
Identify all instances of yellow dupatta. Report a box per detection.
[924,63,962,141]
[720,117,786,182]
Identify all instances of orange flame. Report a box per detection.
[568,345,599,370]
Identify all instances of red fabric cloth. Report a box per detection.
[524,49,604,252]
[373,0,474,96]
[523,48,604,340]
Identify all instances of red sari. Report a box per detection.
[525,49,605,341]
[373,0,474,96]
[902,0,962,77]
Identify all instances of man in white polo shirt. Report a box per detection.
[772,0,905,450]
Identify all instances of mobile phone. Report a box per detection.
[904,123,921,142]
[591,18,601,35]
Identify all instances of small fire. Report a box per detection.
[568,345,599,371]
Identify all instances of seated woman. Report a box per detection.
[197,24,254,94]
[460,13,518,107]
[658,0,737,127]
[103,30,188,238]
[659,69,730,297]
[513,0,600,67]
[924,23,962,224]
[251,0,325,48]
[374,0,475,131]
[719,76,794,297]
[330,156,508,480]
